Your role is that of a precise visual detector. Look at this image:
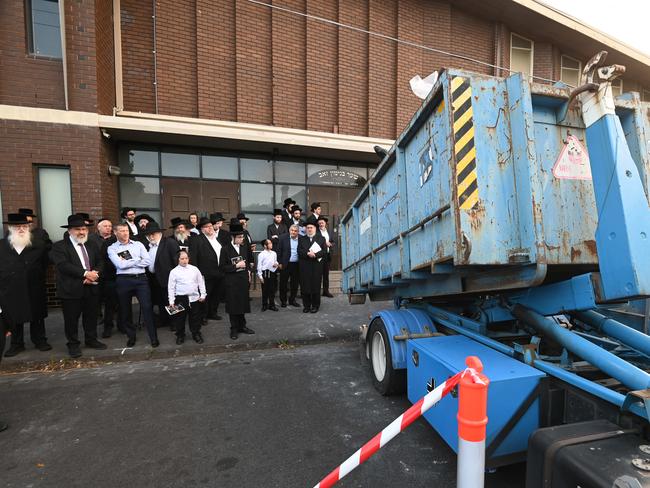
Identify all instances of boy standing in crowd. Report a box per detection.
[257,239,279,311]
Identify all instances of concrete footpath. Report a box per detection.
[2,295,388,371]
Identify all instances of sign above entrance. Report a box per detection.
[308,169,366,187]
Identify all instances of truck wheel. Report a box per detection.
[368,319,406,396]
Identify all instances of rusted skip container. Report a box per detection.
[341,69,650,301]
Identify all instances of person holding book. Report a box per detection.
[167,250,206,344]
[219,222,254,340]
[297,216,326,313]
[257,239,279,311]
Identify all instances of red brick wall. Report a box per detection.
[96,0,116,115]
[65,0,98,112]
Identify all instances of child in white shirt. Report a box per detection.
[168,250,207,344]
[257,239,279,311]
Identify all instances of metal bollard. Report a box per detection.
[456,356,489,488]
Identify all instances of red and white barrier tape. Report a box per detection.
[313,370,466,488]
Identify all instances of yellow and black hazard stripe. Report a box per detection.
[451,76,479,210]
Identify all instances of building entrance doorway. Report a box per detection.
[307,186,359,271]
[161,178,239,226]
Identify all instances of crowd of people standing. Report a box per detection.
[0,200,335,362]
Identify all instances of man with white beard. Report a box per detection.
[50,214,106,358]
[0,213,51,357]
[169,217,193,251]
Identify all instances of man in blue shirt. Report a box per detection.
[276,224,301,308]
[108,223,159,348]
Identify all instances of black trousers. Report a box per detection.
[10,318,47,347]
[0,316,6,364]
[279,262,299,304]
[229,314,247,332]
[322,259,330,293]
[172,295,202,337]
[61,287,99,347]
[261,272,278,307]
[99,280,119,331]
[203,276,223,319]
[116,275,157,342]
[148,276,170,327]
[302,292,321,310]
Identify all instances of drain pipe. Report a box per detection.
[152,0,159,114]
[58,0,69,110]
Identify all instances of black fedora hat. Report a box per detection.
[291,206,302,213]
[304,216,318,228]
[141,221,164,234]
[235,212,249,221]
[121,206,136,218]
[209,212,226,223]
[317,215,328,223]
[18,208,37,217]
[169,217,191,229]
[272,208,283,216]
[75,212,94,225]
[229,222,245,235]
[197,217,213,229]
[3,213,30,225]
[134,213,153,225]
[61,214,93,228]
[283,198,296,207]
[310,202,321,211]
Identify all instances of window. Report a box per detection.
[202,155,238,180]
[241,183,273,212]
[611,79,623,97]
[246,214,271,243]
[274,184,306,210]
[241,158,272,182]
[119,148,159,175]
[510,33,533,79]
[119,176,160,208]
[27,0,62,58]
[161,151,200,178]
[642,89,650,102]
[37,166,71,238]
[275,160,306,184]
[307,163,338,178]
[560,55,582,87]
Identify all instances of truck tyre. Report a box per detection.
[368,318,406,395]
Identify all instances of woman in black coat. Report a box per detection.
[219,222,255,340]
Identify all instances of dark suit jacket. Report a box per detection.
[89,233,117,281]
[267,222,288,250]
[50,236,104,299]
[214,228,231,246]
[282,209,293,229]
[277,233,299,268]
[190,233,225,279]
[146,237,180,288]
[297,234,327,294]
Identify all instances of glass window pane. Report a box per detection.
[241,183,273,212]
[245,214,272,243]
[120,176,160,208]
[241,158,272,181]
[274,184,306,210]
[561,68,580,87]
[561,55,580,70]
[511,34,531,50]
[31,0,61,58]
[38,167,71,239]
[307,163,338,178]
[202,155,238,180]
[161,152,200,177]
[339,165,368,179]
[119,148,159,175]
[612,79,623,97]
[275,160,305,183]
[511,49,532,76]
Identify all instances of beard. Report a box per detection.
[70,234,88,245]
[175,230,188,241]
[8,229,32,249]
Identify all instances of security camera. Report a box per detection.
[107,165,121,176]
[101,129,111,139]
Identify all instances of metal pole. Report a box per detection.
[572,309,650,358]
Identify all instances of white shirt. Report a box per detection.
[206,234,222,264]
[190,227,200,235]
[320,228,330,252]
[257,249,278,278]
[13,244,26,255]
[70,235,90,270]
[147,239,160,273]
[168,264,207,304]
[126,221,138,235]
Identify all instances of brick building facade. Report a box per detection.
[1,0,649,256]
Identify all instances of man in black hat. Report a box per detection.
[190,216,226,323]
[236,212,255,264]
[219,222,254,340]
[210,212,231,245]
[317,216,335,298]
[50,214,106,358]
[121,207,138,237]
[0,214,52,357]
[143,221,179,330]
[267,209,288,251]
[89,218,121,338]
[298,216,326,313]
[290,206,306,236]
[282,198,296,229]
[310,202,322,220]
[134,214,153,245]
[169,217,193,251]
[107,223,159,348]
[18,208,51,244]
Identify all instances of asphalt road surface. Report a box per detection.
[0,342,525,487]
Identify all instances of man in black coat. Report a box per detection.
[298,217,326,313]
[143,221,180,330]
[281,198,296,229]
[236,213,255,266]
[219,222,254,340]
[0,214,52,357]
[276,224,301,308]
[169,217,193,251]
[190,216,226,323]
[50,214,106,358]
[121,207,139,238]
[211,212,231,245]
[267,209,288,251]
[89,218,121,338]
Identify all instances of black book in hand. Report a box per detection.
[117,250,133,260]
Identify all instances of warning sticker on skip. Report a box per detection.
[552,135,592,180]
